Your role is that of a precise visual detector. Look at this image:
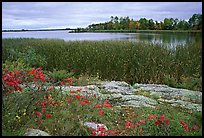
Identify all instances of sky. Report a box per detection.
[2,2,202,30]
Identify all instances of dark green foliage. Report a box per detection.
[87,14,202,31]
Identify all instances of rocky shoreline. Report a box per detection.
[23,81,202,136]
[53,81,202,112]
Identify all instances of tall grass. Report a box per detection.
[2,37,202,91]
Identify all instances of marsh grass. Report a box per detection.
[2,37,202,92]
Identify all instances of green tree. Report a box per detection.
[189,14,202,30]
[173,18,179,30]
[139,18,148,30]
[177,20,190,30]
[112,16,120,30]
[163,18,174,30]
[148,19,155,30]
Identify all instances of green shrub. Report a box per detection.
[163,75,177,88]
[46,69,74,83]
[2,58,30,72]
[16,47,47,68]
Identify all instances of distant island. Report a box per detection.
[2,28,74,32]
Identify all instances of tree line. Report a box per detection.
[86,14,202,31]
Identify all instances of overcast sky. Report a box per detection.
[2,2,202,30]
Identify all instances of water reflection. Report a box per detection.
[2,31,201,49]
[123,33,197,49]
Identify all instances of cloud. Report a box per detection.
[2,2,202,29]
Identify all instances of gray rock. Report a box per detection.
[121,95,158,104]
[134,83,202,103]
[55,85,103,98]
[95,81,134,95]
[24,128,50,136]
[158,99,202,112]
[121,95,158,108]
[122,100,156,108]
[84,122,108,130]
[22,81,202,112]
[84,122,108,135]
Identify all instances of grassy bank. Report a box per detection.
[2,38,202,91]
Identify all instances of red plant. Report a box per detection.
[67,98,71,103]
[39,120,44,124]
[77,88,82,92]
[125,120,135,129]
[83,99,90,104]
[40,102,47,106]
[71,90,76,93]
[76,95,80,100]
[60,81,65,85]
[90,130,97,136]
[64,78,73,86]
[90,125,108,136]
[105,100,109,103]
[36,111,42,117]
[191,124,200,132]
[148,114,158,120]
[180,120,190,132]
[2,70,23,92]
[154,114,170,126]
[106,130,116,135]
[42,108,46,113]
[52,102,60,106]
[180,120,187,127]
[46,114,52,118]
[136,122,140,127]
[95,105,101,109]
[102,103,111,108]
[165,118,170,125]
[139,120,146,124]
[154,120,162,125]
[29,68,45,82]
[138,128,142,136]
[99,110,104,116]
[81,101,85,106]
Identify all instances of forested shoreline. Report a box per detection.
[73,14,202,32]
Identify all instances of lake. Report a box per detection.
[2,30,201,49]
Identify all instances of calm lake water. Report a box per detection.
[2,30,201,49]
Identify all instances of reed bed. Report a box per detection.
[2,37,202,91]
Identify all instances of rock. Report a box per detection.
[24,128,50,136]
[95,81,134,95]
[121,95,158,108]
[23,81,202,112]
[134,83,202,104]
[55,85,103,98]
[158,99,202,112]
[84,122,108,130]
[133,83,202,111]
[84,122,108,135]
[122,100,156,108]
